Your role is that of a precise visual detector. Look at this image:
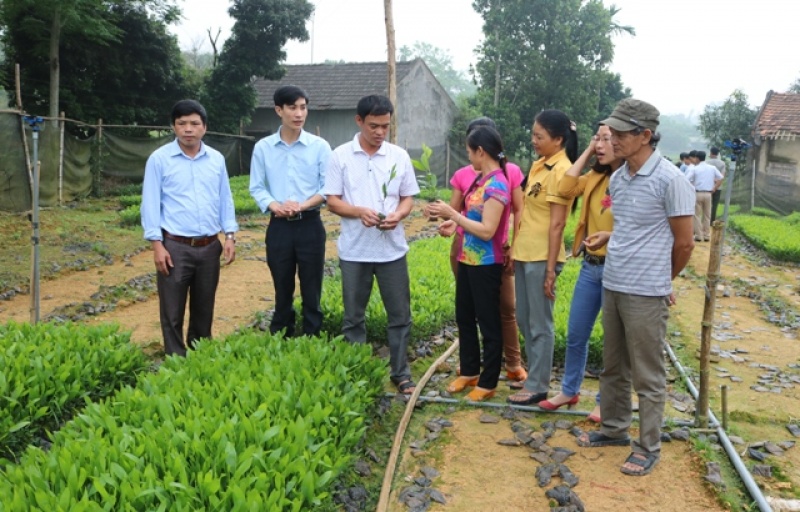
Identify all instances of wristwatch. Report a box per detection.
[225,232,235,242]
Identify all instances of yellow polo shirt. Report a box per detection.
[513,149,572,262]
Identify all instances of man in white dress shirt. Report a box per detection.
[323,95,420,395]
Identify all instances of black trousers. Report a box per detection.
[456,262,504,389]
[157,238,222,356]
[710,190,722,223]
[266,211,326,336]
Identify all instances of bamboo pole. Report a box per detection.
[445,143,451,184]
[383,0,397,144]
[376,339,460,512]
[58,111,65,205]
[696,221,723,428]
[238,118,244,175]
[19,116,34,195]
[15,63,22,110]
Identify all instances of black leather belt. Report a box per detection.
[270,209,321,221]
[163,231,218,247]
[584,253,606,265]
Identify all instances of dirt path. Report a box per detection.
[388,235,800,511]
[0,211,438,347]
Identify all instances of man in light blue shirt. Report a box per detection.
[250,85,331,337]
[141,100,238,356]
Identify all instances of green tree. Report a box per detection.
[470,0,634,156]
[399,41,476,100]
[201,0,313,133]
[2,2,189,130]
[0,0,178,120]
[697,89,757,152]
[788,75,800,94]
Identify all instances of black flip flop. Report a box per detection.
[620,451,659,476]
[576,431,630,448]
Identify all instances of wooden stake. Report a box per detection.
[697,221,724,428]
[59,111,65,205]
[19,116,34,194]
[15,63,23,110]
[383,0,397,144]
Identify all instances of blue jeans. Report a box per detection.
[561,261,604,403]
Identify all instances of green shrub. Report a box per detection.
[118,195,141,208]
[319,236,455,341]
[750,206,780,218]
[715,203,740,218]
[118,204,141,227]
[784,212,800,225]
[0,333,386,510]
[229,175,261,215]
[0,322,149,461]
[729,215,800,262]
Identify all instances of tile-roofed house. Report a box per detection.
[750,90,800,214]
[246,58,458,152]
[753,91,800,141]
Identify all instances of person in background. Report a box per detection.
[141,99,237,357]
[576,98,695,477]
[444,117,527,386]
[684,150,723,242]
[679,152,691,173]
[249,85,331,337]
[507,109,577,406]
[428,126,512,401]
[707,147,727,223]
[323,95,419,395]
[538,124,623,422]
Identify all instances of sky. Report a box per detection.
[170,0,800,117]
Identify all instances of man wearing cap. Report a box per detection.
[707,147,727,223]
[576,99,695,477]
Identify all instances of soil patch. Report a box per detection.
[391,409,723,511]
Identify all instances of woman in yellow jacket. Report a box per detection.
[537,124,623,421]
[507,110,577,406]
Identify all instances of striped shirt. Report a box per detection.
[323,134,420,263]
[603,150,695,297]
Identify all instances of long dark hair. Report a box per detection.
[467,125,507,178]
[534,109,579,163]
[463,126,508,209]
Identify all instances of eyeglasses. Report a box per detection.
[528,182,542,197]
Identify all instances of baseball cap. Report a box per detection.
[601,98,660,132]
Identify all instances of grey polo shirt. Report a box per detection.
[603,150,696,297]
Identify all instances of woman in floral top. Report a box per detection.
[538,124,623,421]
[428,126,511,401]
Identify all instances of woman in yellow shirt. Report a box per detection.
[537,125,622,422]
[507,110,577,406]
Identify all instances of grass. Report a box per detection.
[0,202,148,294]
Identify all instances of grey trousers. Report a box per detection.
[515,260,563,394]
[157,238,222,357]
[600,289,670,455]
[339,256,412,383]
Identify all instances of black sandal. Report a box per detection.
[395,380,417,395]
[620,452,659,476]
[576,431,630,448]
